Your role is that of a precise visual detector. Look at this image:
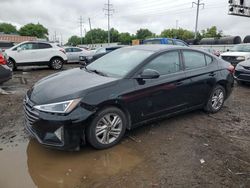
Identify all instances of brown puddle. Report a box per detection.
[0,139,144,188]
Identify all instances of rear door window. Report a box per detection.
[65,48,72,53]
[183,50,206,70]
[72,48,82,52]
[38,43,52,49]
[143,51,181,75]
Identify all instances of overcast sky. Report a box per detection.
[0,0,250,43]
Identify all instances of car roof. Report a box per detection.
[125,44,189,52]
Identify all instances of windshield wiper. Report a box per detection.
[88,68,108,77]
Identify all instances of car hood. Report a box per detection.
[238,60,250,67]
[221,52,250,57]
[29,68,119,105]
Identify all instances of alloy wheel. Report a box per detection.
[211,88,224,110]
[95,113,123,145]
[52,59,63,70]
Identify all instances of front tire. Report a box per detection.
[50,58,63,70]
[204,85,226,113]
[7,59,16,71]
[86,107,127,149]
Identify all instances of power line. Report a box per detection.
[192,0,205,39]
[103,0,114,45]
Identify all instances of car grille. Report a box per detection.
[243,66,250,71]
[23,95,40,126]
[221,56,242,66]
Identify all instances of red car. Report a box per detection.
[0,52,12,84]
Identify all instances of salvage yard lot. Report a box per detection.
[0,64,249,188]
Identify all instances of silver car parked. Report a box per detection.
[64,47,90,63]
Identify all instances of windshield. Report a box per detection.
[231,44,250,52]
[86,48,153,78]
[95,47,106,54]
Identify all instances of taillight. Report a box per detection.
[0,54,7,65]
[60,49,66,54]
[227,65,235,74]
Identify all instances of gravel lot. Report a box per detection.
[0,64,249,188]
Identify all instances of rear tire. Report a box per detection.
[50,58,63,70]
[204,85,226,113]
[86,107,127,149]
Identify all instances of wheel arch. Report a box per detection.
[216,80,229,98]
[49,56,64,63]
[95,100,132,130]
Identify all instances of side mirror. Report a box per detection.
[137,69,160,79]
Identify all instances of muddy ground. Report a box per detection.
[0,64,249,188]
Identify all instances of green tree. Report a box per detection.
[67,35,84,46]
[0,23,17,34]
[19,23,48,38]
[136,28,154,39]
[118,32,132,44]
[201,26,223,38]
[110,28,119,43]
[161,28,194,40]
[85,28,107,44]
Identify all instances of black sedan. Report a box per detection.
[234,60,250,84]
[24,45,234,150]
[0,52,12,84]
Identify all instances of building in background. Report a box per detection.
[0,34,37,44]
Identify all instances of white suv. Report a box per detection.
[220,44,250,67]
[5,41,67,70]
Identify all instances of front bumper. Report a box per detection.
[234,67,250,83]
[0,65,12,84]
[23,96,94,151]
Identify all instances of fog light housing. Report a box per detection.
[54,127,64,141]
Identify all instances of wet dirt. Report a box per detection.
[0,65,250,188]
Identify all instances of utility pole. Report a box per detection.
[88,18,94,46]
[79,16,83,44]
[176,20,179,30]
[104,0,114,45]
[192,0,204,39]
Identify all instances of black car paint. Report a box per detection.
[24,46,234,150]
[0,64,12,84]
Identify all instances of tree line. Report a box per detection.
[68,26,223,46]
[0,22,48,39]
[0,22,223,45]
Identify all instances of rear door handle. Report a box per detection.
[175,81,183,86]
[209,72,216,77]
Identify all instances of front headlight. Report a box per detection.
[34,99,81,114]
[236,56,245,61]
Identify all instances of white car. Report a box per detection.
[5,41,67,70]
[220,44,250,66]
[64,47,91,63]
